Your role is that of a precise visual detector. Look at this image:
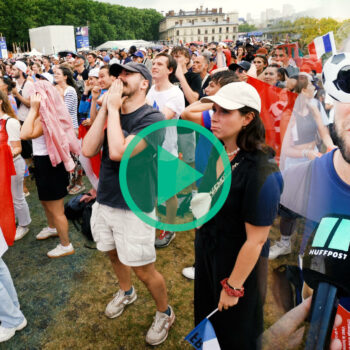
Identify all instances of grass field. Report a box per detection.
[1,176,305,350]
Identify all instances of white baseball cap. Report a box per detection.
[15,61,27,74]
[36,72,54,84]
[201,82,261,113]
[109,58,120,66]
[88,68,100,78]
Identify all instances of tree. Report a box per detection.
[0,0,164,49]
[238,23,257,33]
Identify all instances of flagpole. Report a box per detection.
[206,308,218,319]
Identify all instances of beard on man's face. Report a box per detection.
[334,120,350,164]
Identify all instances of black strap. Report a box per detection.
[209,156,244,197]
[18,80,26,95]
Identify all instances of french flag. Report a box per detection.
[308,31,337,59]
[185,310,221,349]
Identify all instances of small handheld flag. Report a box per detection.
[185,308,221,349]
[308,32,337,59]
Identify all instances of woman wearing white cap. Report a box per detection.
[194,82,282,349]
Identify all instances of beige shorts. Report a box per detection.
[90,202,156,267]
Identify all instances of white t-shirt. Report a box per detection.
[16,80,35,122]
[147,85,185,156]
[1,115,21,160]
[32,135,48,156]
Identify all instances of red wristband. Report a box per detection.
[220,278,244,298]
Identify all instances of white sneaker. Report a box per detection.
[269,240,291,260]
[36,227,58,240]
[182,266,195,280]
[0,317,27,343]
[146,306,175,346]
[15,226,29,241]
[47,243,74,258]
[105,287,137,318]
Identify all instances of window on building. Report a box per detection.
[198,29,201,34]
[219,36,221,41]
[212,36,215,41]
[216,18,218,23]
[226,35,229,39]
[204,37,208,43]
[180,20,183,25]
[219,27,222,33]
[205,29,208,34]
[176,30,179,36]
[226,27,229,33]
[234,27,237,33]
[175,22,178,25]
[212,28,215,34]
[192,20,194,24]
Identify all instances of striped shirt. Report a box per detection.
[64,86,78,129]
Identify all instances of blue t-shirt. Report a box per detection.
[306,149,350,223]
[295,149,350,307]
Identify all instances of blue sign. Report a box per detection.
[0,37,8,59]
[75,27,89,49]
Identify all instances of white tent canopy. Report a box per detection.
[28,48,42,56]
[95,40,153,51]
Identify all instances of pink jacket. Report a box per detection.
[33,81,80,172]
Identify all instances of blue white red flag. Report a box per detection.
[308,31,337,59]
[185,309,221,349]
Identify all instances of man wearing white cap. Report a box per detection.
[12,61,35,123]
[12,61,35,163]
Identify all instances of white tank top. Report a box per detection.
[32,135,48,156]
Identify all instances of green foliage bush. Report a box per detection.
[0,0,163,48]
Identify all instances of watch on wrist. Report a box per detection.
[220,278,244,298]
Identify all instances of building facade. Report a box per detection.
[159,7,239,44]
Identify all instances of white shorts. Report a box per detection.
[178,132,196,163]
[90,202,156,267]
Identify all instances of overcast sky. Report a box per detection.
[99,0,350,20]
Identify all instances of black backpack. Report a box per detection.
[64,194,95,241]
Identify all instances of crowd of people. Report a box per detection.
[0,37,349,350]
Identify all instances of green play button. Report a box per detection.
[119,119,231,232]
[157,146,203,205]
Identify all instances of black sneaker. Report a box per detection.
[155,231,176,248]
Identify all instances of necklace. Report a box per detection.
[226,147,240,157]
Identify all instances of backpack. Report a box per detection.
[64,194,95,241]
[81,200,94,241]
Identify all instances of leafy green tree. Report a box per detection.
[0,0,163,49]
[238,23,257,33]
